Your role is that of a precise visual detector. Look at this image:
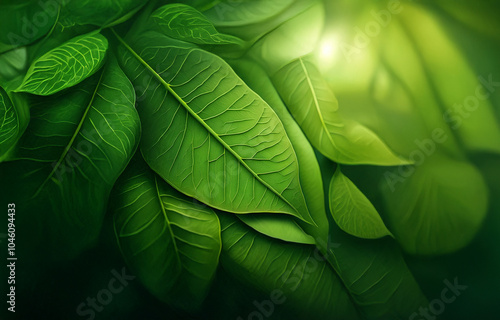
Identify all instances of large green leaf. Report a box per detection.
[112,157,221,311]
[116,30,313,224]
[273,56,408,166]
[60,0,146,27]
[329,166,392,239]
[15,31,108,96]
[218,212,361,320]
[229,58,329,244]
[0,58,140,259]
[380,154,488,255]
[150,4,243,46]
[0,88,29,160]
[0,0,59,53]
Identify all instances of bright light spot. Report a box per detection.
[320,41,335,59]
[316,36,341,72]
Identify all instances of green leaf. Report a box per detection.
[16,31,108,96]
[237,214,315,245]
[379,18,464,158]
[0,0,59,53]
[150,4,243,46]
[229,58,329,243]
[401,5,500,154]
[329,166,392,239]
[201,0,294,27]
[112,157,221,311]
[0,47,28,90]
[60,0,146,27]
[0,88,28,160]
[328,221,428,319]
[0,57,140,260]
[247,2,325,73]
[273,56,409,166]
[116,30,313,225]
[380,154,488,255]
[218,212,361,320]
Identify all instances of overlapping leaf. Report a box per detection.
[219,212,361,320]
[112,158,221,311]
[0,58,140,259]
[328,221,428,319]
[229,58,329,244]
[273,56,408,166]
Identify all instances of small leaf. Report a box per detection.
[150,4,243,46]
[238,214,316,245]
[329,166,392,239]
[112,158,221,311]
[273,56,409,166]
[16,31,108,96]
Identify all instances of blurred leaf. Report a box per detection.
[0,0,59,53]
[273,56,408,166]
[248,2,324,73]
[380,155,488,255]
[401,5,500,155]
[0,47,28,90]
[202,0,294,27]
[60,0,146,27]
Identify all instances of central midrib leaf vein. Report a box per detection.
[154,175,183,271]
[299,58,337,152]
[33,70,106,198]
[113,29,301,218]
